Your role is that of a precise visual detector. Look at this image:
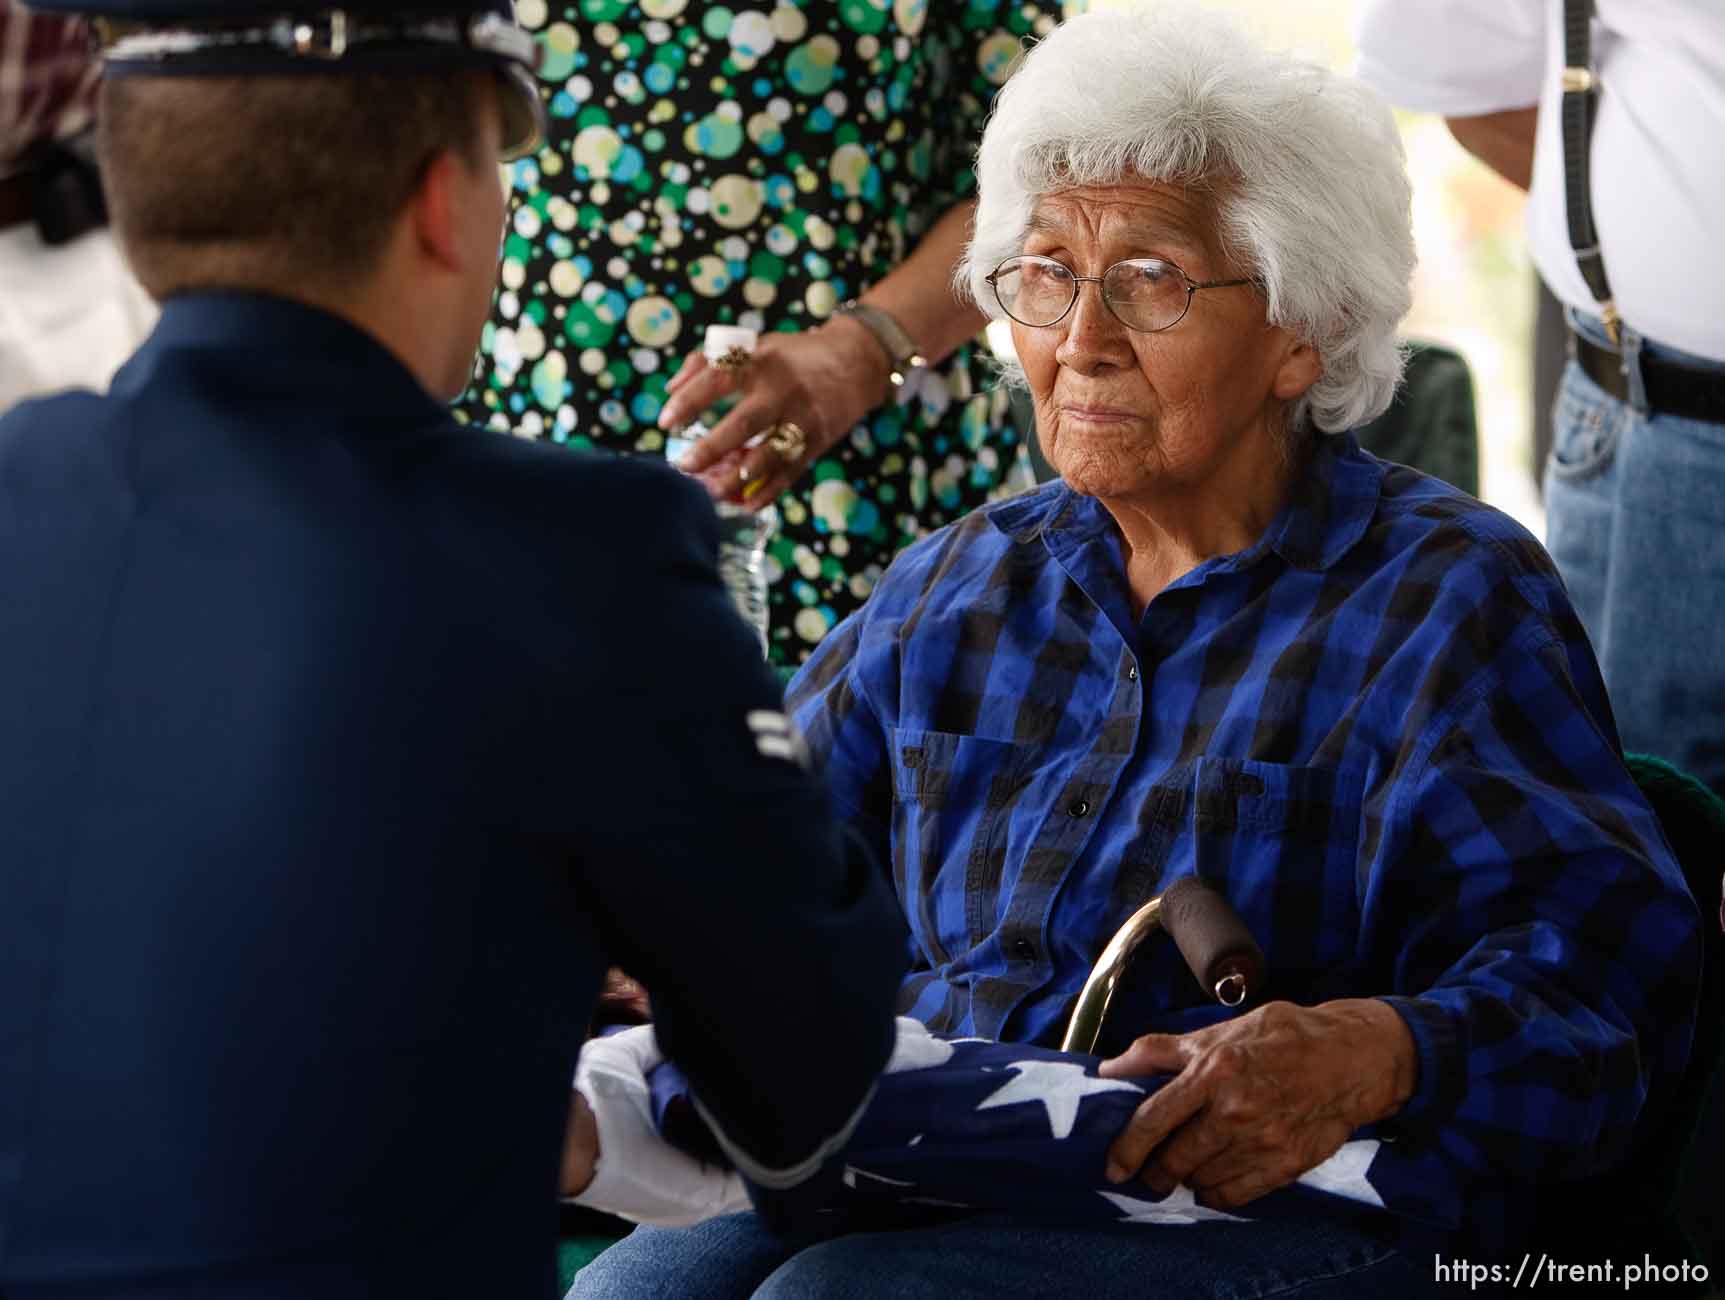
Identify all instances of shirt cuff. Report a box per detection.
[1376,994,1468,1132]
[689,1080,877,1192]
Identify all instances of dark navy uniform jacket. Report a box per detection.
[0,293,905,1299]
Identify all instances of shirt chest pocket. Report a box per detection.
[1111,756,1369,1022]
[889,728,1038,963]
[1187,757,1369,992]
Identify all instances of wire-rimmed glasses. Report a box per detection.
[986,254,1256,333]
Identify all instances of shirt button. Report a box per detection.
[1011,938,1036,960]
[1067,798,1091,818]
[1127,665,1139,681]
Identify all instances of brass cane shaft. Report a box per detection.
[1059,895,1163,1055]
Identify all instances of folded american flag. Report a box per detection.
[649,1018,1461,1237]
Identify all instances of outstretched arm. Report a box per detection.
[563,464,908,1196]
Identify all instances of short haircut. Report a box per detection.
[962,2,1416,434]
[99,71,490,300]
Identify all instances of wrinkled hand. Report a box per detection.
[1097,999,1417,1211]
[567,1025,751,1227]
[660,317,892,508]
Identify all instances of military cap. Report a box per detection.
[24,1,545,159]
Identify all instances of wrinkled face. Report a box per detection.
[1009,181,1311,502]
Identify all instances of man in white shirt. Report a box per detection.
[1356,0,1725,791]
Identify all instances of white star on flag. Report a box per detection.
[973,1059,1143,1140]
[885,1018,959,1074]
[1295,1139,1384,1207]
[1098,1186,1248,1225]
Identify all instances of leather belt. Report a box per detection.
[0,171,33,232]
[1573,330,1725,425]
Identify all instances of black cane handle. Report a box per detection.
[1159,875,1266,1006]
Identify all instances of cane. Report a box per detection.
[1060,874,1266,1054]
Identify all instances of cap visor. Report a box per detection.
[497,66,545,161]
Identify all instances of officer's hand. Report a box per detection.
[1096,999,1416,1210]
[560,1090,599,1197]
[567,1026,750,1226]
[597,968,652,1023]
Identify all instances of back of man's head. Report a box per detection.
[99,72,487,303]
[42,3,545,397]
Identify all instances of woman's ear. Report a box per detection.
[1271,336,1322,403]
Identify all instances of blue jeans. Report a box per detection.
[1544,312,1725,791]
[567,1210,1442,1299]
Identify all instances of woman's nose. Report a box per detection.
[1054,280,1132,373]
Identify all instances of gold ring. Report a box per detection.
[765,421,807,463]
[739,460,768,500]
[712,346,753,374]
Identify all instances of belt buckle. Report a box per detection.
[291,9,349,59]
[1600,301,1623,348]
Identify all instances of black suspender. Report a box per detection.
[1561,0,1621,343]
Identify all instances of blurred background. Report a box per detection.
[989,0,1545,534]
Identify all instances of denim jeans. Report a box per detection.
[1544,312,1725,791]
[567,1210,1444,1300]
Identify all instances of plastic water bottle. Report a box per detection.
[666,426,777,658]
[714,498,777,658]
[663,324,778,657]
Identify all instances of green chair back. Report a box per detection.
[1532,753,1725,1290]
[1354,339,1480,495]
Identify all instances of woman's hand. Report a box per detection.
[659,316,893,509]
[1097,999,1417,1210]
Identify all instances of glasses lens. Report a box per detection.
[992,257,1075,327]
[1103,260,1188,332]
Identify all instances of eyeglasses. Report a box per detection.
[986,254,1256,334]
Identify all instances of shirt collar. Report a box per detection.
[989,433,1383,573]
[988,479,1085,545]
[1254,433,1384,571]
[125,290,449,430]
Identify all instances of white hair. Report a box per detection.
[962,2,1415,434]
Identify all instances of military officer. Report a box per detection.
[0,5,905,1297]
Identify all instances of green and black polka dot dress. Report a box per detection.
[457,0,1081,667]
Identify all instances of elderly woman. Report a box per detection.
[570,5,1700,1297]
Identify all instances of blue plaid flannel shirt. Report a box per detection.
[786,434,1701,1249]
